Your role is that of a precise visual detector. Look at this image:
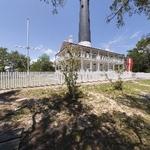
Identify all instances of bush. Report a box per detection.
[106,69,124,91]
[113,80,123,91]
[60,44,80,100]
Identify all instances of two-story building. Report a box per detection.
[55,42,125,72]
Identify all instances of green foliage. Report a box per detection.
[108,0,150,27]
[136,36,150,49]
[127,35,150,72]
[106,68,124,91]
[113,80,123,91]
[0,48,54,72]
[113,69,124,91]
[60,44,80,100]
[30,54,55,72]
[8,51,27,72]
[0,47,8,71]
[0,48,27,72]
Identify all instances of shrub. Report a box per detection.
[113,80,123,91]
[60,44,80,100]
[106,68,124,91]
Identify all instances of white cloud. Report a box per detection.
[44,49,54,55]
[44,48,56,62]
[35,45,43,49]
[100,31,142,51]
[100,36,123,51]
[105,48,114,52]
[50,57,55,62]
[108,36,123,45]
[130,31,141,39]
[30,58,37,64]
[99,33,136,52]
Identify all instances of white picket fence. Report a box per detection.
[58,71,150,83]
[0,72,59,90]
[0,71,150,90]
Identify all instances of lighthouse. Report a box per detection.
[55,0,125,73]
[79,0,91,47]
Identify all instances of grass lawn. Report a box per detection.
[137,79,150,85]
[0,79,150,150]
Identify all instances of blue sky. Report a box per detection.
[0,0,150,61]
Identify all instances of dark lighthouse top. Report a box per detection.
[79,0,91,47]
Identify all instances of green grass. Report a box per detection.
[13,80,150,101]
[17,86,67,99]
[137,79,150,85]
[82,80,150,95]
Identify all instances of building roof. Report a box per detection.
[56,42,125,58]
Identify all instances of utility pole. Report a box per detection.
[16,18,46,72]
[27,18,30,74]
[107,51,109,71]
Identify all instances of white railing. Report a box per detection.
[0,72,59,90]
[57,71,150,84]
[134,73,150,79]
[0,71,150,90]
[77,71,133,83]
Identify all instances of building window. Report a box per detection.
[92,53,97,59]
[85,51,90,58]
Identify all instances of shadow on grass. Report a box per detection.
[0,90,150,150]
[0,90,20,102]
[0,90,22,121]
[18,94,149,150]
[117,93,150,114]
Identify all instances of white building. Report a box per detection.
[55,42,125,72]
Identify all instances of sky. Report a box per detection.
[0,0,150,61]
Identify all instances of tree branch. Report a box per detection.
[107,0,129,22]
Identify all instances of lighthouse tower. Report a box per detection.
[79,0,91,47]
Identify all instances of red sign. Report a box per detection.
[126,58,133,72]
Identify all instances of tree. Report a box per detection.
[0,47,9,72]
[107,0,150,27]
[30,54,55,72]
[41,0,64,14]
[42,0,150,27]
[127,35,150,72]
[60,43,80,100]
[0,48,28,72]
[8,51,28,72]
[136,34,150,49]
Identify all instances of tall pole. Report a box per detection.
[27,18,30,73]
[107,51,109,71]
[79,0,91,47]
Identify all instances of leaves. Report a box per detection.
[0,48,27,72]
[41,0,65,14]
[60,44,80,100]
[8,51,28,72]
[108,0,150,27]
[0,48,8,71]
[30,54,55,72]
[127,35,150,72]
